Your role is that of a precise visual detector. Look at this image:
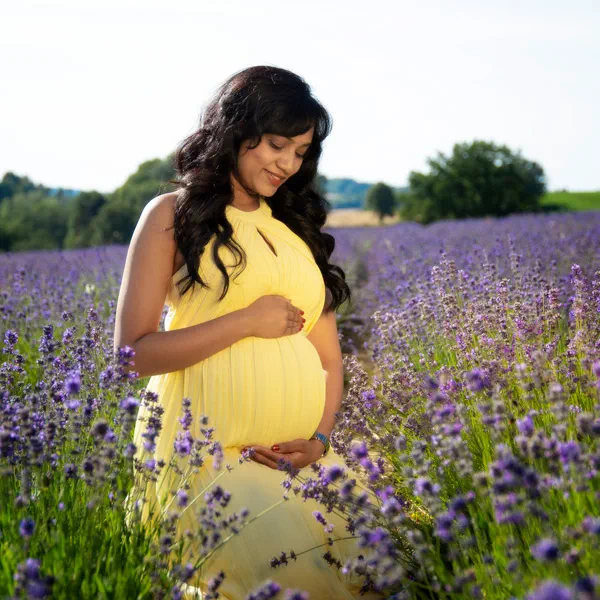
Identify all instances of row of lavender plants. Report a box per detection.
[324,211,600,598]
[1,209,599,599]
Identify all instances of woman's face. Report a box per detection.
[233,126,315,198]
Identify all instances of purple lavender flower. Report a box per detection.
[176,489,189,508]
[517,415,535,437]
[526,580,572,600]
[435,403,456,419]
[246,580,282,600]
[557,441,581,466]
[12,558,54,599]
[312,510,327,525]
[361,389,376,409]
[574,576,597,596]
[19,518,35,538]
[178,562,197,583]
[63,463,78,479]
[119,396,140,415]
[465,368,490,392]
[582,516,600,535]
[123,443,137,459]
[4,329,18,346]
[414,477,441,496]
[174,431,193,456]
[283,591,310,600]
[530,538,560,561]
[350,440,368,460]
[91,420,109,439]
[144,458,157,471]
[322,464,345,484]
[64,370,81,396]
[117,345,135,364]
[435,513,454,542]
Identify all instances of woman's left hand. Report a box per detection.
[240,438,325,470]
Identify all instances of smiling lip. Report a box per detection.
[265,170,286,185]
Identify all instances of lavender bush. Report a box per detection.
[282,210,600,598]
[1,209,600,599]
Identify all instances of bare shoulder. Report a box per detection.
[113,189,187,353]
[142,189,186,274]
[142,189,181,231]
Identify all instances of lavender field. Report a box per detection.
[1,210,600,599]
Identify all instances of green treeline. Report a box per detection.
[0,158,334,252]
[1,139,598,252]
[0,157,178,252]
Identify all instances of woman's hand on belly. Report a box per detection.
[240,438,324,470]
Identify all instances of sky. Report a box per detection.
[2,0,599,194]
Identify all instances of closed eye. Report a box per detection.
[269,140,306,159]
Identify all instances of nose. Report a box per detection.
[276,153,294,175]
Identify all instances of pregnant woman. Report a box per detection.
[114,66,383,599]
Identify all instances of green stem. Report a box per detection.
[172,468,230,520]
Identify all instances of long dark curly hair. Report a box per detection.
[167,65,351,312]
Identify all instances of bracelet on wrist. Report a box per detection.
[309,431,330,456]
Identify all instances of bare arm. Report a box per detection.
[306,292,343,440]
[113,192,254,379]
[126,311,254,378]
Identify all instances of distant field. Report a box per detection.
[325,208,401,228]
[325,190,600,228]
[541,190,600,211]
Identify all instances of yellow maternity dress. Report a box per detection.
[126,196,384,599]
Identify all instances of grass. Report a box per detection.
[540,190,600,212]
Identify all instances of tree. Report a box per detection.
[89,201,139,246]
[0,157,177,251]
[315,173,328,198]
[0,191,69,251]
[365,182,396,224]
[0,172,46,203]
[64,191,108,249]
[401,140,547,223]
[109,158,177,219]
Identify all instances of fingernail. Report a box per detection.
[300,310,304,315]
[272,445,280,451]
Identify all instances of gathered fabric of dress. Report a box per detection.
[125,196,384,599]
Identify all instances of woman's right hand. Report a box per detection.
[244,295,305,338]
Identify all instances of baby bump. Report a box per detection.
[187,334,327,449]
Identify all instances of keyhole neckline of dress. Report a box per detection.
[226,195,271,220]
